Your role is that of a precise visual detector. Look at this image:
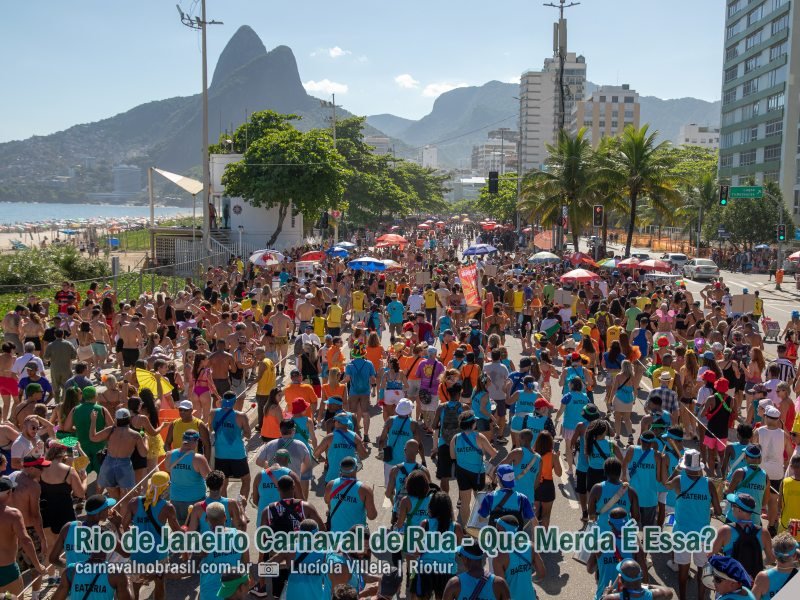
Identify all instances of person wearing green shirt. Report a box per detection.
[63,386,112,474]
[543,282,555,303]
[625,301,642,333]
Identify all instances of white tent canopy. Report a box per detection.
[154,168,203,196]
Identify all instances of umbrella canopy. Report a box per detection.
[570,252,599,268]
[754,244,771,250]
[382,259,402,270]
[481,223,497,231]
[348,257,386,272]
[390,225,401,231]
[638,259,672,272]
[300,251,326,262]
[617,257,642,269]
[249,249,285,267]
[335,241,356,248]
[529,251,560,263]
[560,268,601,283]
[598,257,618,269]
[376,233,408,245]
[435,221,445,226]
[788,251,800,261]
[463,243,498,256]
[325,247,349,257]
[417,223,431,230]
[522,227,532,234]
[59,229,79,235]
[461,217,472,223]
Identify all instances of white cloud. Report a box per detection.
[507,75,521,84]
[394,74,420,89]
[422,81,468,97]
[328,46,351,58]
[303,79,349,95]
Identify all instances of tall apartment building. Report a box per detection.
[718,0,800,220]
[364,135,391,155]
[471,128,519,173]
[677,124,721,149]
[520,51,587,172]
[571,84,640,146]
[421,145,438,169]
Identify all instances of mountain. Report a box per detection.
[368,81,721,168]
[0,26,386,204]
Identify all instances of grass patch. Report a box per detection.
[102,217,198,252]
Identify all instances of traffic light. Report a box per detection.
[777,223,786,241]
[593,205,604,228]
[719,184,729,206]
[488,171,499,194]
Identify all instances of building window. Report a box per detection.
[764,171,779,183]
[742,78,758,96]
[720,154,734,168]
[795,191,800,215]
[599,121,606,128]
[764,144,782,161]
[725,66,738,82]
[610,96,618,103]
[747,5,763,25]
[766,64,787,87]
[624,96,634,103]
[744,56,759,73]
[599,96,606,102]
[770,40,788,60]
[624,110,634,119]
[723,88,737,105]
[721,132,735,149]
[739,150,757,166]
[767,91,785,111]
[765,117,783,137]
[611,121,619,128]
[773,0,787,10]
[740,126,757,144]
[722,110,737,126]
[772,14,789,34]
[745,31,762,50]
[728,0,742,17]
[726,44,739,61]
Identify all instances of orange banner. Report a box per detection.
[458,264,481,307]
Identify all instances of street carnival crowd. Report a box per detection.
[0,217,797,600]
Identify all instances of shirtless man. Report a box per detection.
[0,345,18,423]
[90,408,148,500]
[211,313,235,345]
[209,340,236,396]
[0,476,44,595]
[268,304,293,376]
[89,309,112,373]
[11,456,48,599]
[2,307,24,355]
[141,307,159,335]
[295,294,316,333]
[119,315,143,368]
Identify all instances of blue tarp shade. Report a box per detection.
[109,238,120,248]
[59,229,78,235]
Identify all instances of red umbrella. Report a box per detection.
[418,223,431,230]
[435,221,445,227]
[481,223,497,231]
[638,259,672,272]
[375,233,408,245]
[390,225,401,231]
[617,257,642,269]
[560,268,601,283]
[788,251,800,261]
[569,252,599,268]
[300,250,326,262]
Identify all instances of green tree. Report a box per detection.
[210,111,297,154]
[520,128,599,250]
[221,113,348,247]
[600,125,682,256]
[476,173,518,223]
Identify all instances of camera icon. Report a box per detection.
[258,562,280,578]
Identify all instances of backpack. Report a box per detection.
[268,499,303,533]
[461,365,476,398]
[487,489,525,527]
[731,523,764,579]
[469,329,485,353]
[440,403,462,445]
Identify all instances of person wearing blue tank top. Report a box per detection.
[657,427,685,518]
[377,399,422,484]
[599,559,674,600]
[396,470,432,552]
[284,520,334,600]
[508,376,543,446]
[571,404,603,520]
[622,432,660,527]
[198,503,246,600]
[314,414,368,483]
[712,493,776,570]
[704,555,758,600]
[589,458,640,533]
[386,439,428,521]
[442,539,510,600]
[584,419,622,492]
[449,411,497,525]
[587,508,646,600]
[50,494,116,574]
[751,534,799,600]
[165,430,212,524]
[252,452,299,527]
[556,377,591,475]
[187,471,245,533]
[413,491,464,599]
[210,392,252,500]
[324,457,377,533]
[121,471,180,600]
[55,556,129,600]
[725,445,769,525]
[665,449,722,600]
[502,429,542,505]
[722,425,754,482]
[492,516,545,600]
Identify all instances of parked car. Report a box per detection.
[631,252,650,261]
[662,253,688,269]
[683,258,720,280]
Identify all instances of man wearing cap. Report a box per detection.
[165,399,211,460]
[622,430,660,527]
[210,391,252,500]
[49,494,116,569]
[324,456,378,533]
[288,397,317,453]
[751,532,798,600]
[217,571,250,600]
[15,362,52,406]
[491,515,546,599]
[377,398,424,484]
[712,492,775,579]
[664,448,722,599]
[165,429,212,524]
[442,538,511,600]
[91,407,147,500]
[62,385,112,476]
[11,342,44,379]
[500,429,542,508]
[647,370,680,424]
[252,449,301,527]
[451,410,497,524]
[0,475,45,594]
[600,558,673,600]
[725,444,770,526]
[256,419,313,499]
[344,345,377,441]
[756,403,793,535]
[121,471,180,600]
[315,412,368,483]
[11,455,48,600]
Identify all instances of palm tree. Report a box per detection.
[519,128,598,251]
[676,171,717,252]
[600,125,682,257]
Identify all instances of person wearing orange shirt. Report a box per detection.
[439,330,459,367]
[365,332,385,375]
[283,369,318,420]
[326,337,345,372]
[399,344,425,404]
[319,367,348,423]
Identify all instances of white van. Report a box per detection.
[662,253,688,269]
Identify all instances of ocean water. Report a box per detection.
[0,202,188,225]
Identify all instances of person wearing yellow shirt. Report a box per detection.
[606,319,623,349]
[351,287,367,326]
[512,286,524,333]
[423,285,439,324]
[385,279,396,298]
[650,354,677,390]
[253,348,276,431]
[312,309,327,338]
[779,453,800,538]
[325,296,344,336]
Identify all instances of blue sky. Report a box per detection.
[1,0,724,143]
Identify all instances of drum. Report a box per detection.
[466,491,489,538]
[573,521,598,564]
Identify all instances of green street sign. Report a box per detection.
[729,186,763,199]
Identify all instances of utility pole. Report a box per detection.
[544,0,579,251]
[321,95,339,147]
[177,2,222,252]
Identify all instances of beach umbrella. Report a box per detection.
[382,259,402,270]
[418,223,431,230]
[348,257,386,272]
[325,247,349,257]
[754,244,771,250]
[462,217,472,223]
[481,222,497,231]
[390,225,401,231]
[569,252,599,268]
[335,241,356,249]
[560,268,601,283]
[375,233,408,245]
[59,228,78,235]
[617,257,642,269]
[435,221,445,227]
[300,251,326,262]
[598,257,618,269]
[463,243,498,256]
[249,249,284,267]
[638,259,672,272]
[788,251,800,261]
[529,251,560,263]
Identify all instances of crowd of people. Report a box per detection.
[0,218,796,600]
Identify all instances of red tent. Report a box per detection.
[375,233,408,245]
[560,269,601,283]
[617,257,642,269]
[638,259,672,272]
[300,251,326,262]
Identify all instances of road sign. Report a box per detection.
[718,232,731,239]
[729,186,763,199]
